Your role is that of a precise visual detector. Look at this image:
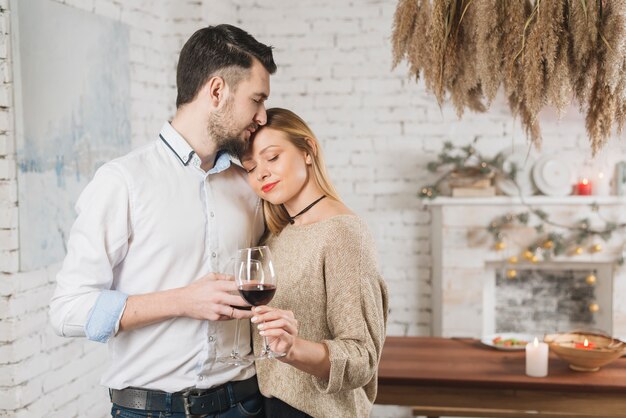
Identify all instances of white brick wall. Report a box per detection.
[0,0,16,282]
[2,1,626,417]
[0,2,20,412]
[0,1,237,417]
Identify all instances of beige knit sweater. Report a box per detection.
[253,215,388,418]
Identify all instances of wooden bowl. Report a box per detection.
[544,332,625,372]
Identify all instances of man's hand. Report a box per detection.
[179,273,254,321]
[119,272,253,332]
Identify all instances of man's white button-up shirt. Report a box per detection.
[50,122,264,392]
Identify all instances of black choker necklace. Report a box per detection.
[286,195,326,224]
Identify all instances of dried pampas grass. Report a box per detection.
[586,83,616,154]
[429,0,452,105]
[474,0,504,105]
[392,0,419,68]
[547,19,572,114]
[601,0,626,95]
[446,0,486,117]
[568,0,600,108]
[407,0,433,81]
[585,0,626,153]
[521,0,569,127]
[615,60,626,133]
[391,0,626,155]
[501,0,539,144]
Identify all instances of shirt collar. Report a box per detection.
[159,122,233,174]
[207,152,232,174]
[159,122,195,166]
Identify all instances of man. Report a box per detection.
[50,24,276,417]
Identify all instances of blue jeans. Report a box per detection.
[110,391,264,418]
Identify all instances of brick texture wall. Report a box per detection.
[0,1,236,417]
[0,0,16,275]
[2,0,626,417]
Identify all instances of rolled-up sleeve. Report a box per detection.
[311,222,388,394]
[49,164,132,342]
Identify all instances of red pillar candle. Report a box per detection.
[577,178,592,195]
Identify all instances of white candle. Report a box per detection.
[525,337,549,377]
[594,171,611,196]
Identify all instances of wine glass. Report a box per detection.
[216,258,254,366]
[235,246,285,360]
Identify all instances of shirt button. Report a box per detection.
[208,336,215,342]
[199,376,204,381]
[210,212,215,217]
[212,252,217,258]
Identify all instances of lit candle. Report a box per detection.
[577,178,592,196]
[574,338,596,349]
[525,337,549,377]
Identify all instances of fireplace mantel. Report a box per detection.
[423,196,626,206]
[427,197,626,338]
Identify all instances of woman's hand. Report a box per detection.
[252,306,298,359]
[252,306,331,378]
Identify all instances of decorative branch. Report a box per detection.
[419,140,626,265]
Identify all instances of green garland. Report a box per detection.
[418,139,513,199]
[419,141,626,264]
[487,205,625,265]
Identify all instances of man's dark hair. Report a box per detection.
[176,24,277,108]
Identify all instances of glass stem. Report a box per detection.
[262,321,271,354]
[232,318,241,357]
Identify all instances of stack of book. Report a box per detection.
[449,174,496,197]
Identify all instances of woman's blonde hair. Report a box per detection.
[252,108,341,236]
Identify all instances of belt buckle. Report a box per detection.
[182,388,204,418]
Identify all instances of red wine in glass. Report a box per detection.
[238,283,277,306]
[231,305,253,311]
[235,246,285,360]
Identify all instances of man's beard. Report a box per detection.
[207,98,249,160]
[217,134,247,161]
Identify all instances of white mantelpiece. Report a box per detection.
[424,196,626,207]
[425,196,626,338]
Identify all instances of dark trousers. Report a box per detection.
[263,397,312,418]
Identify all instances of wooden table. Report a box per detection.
[376,337,626,418]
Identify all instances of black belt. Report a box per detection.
[110,376,258,416]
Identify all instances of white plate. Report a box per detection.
[495,148,537,196]
[480,333,535,351]
[532,156,573,196]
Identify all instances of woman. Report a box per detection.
[241,108,388,418]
